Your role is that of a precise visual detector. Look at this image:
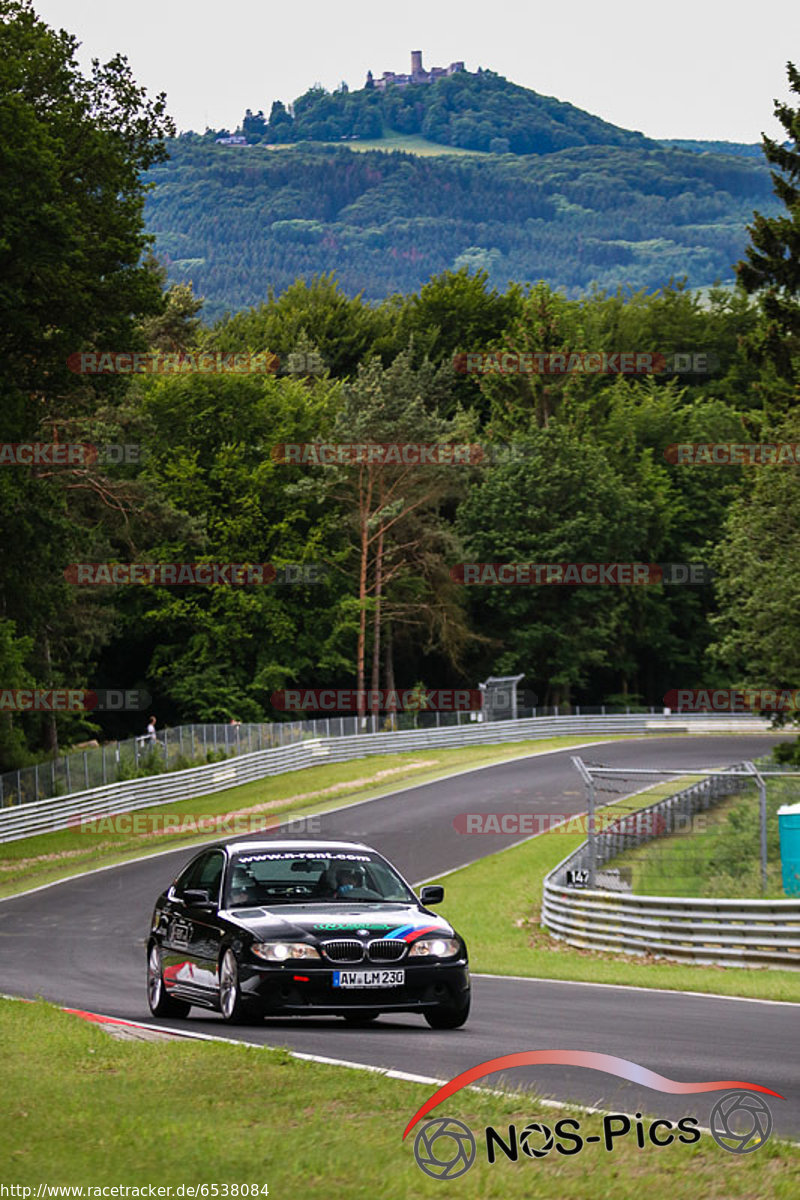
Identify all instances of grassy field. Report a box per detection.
[602,780,795,899]
[0,735,632,899]
[263,132,487,156]
[0,999,796,1196]
[430,781,800,1003]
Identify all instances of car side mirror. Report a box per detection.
[419,885,444,906]
[183,888,213,907]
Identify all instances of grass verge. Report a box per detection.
[603,780,794,899]
[0,999,796,1196]
[431,781,800,1003]
[0,735,633,900]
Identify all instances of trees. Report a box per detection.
[710,65,800,699]
[735,61,800,405]
[710,413,800,689]
[0,0,174,763]
[455,426,647,705]
[299,352,478,720]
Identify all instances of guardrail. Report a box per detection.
[0,712,775,844]
[542,769,800,969]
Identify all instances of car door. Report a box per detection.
[162,850,224,1000]
[184,849,226,992]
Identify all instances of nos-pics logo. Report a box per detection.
[403,1051,782,1180]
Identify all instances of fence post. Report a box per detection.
[745,761,768,894]
[572,757,596,888]
[35,761,39,801]
[102,743,107,785]
[65,756,71,792]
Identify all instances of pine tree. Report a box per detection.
[736,62,800,399]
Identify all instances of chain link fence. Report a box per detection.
[0,702,678,810]
[0,710,495,808]
[562,757,800,898]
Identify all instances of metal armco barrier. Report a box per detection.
[540,889,800,969]
[543,769,800,969]
[0,713,773,844]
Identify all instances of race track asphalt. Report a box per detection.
[1,734,797,1138]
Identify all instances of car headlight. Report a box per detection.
[252,942,321,962]
[408,937,460,958]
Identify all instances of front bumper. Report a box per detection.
[239,958,470,1014]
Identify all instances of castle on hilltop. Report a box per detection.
[366,50,466,91]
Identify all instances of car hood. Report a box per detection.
[224,902,455,942]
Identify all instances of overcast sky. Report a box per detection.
[32,0,799,142]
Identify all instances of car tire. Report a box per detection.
[424,995,470,1030]
[147,943,191,1018]
[342,1010,380,1025]
[219,948,255,1024]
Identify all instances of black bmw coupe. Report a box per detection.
[147,839,470,1028]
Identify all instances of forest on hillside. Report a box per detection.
[146,139,779,320]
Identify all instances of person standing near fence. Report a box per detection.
[146,715,157,743]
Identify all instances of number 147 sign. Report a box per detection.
[566,868,589,887]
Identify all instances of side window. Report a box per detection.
[196,851,224,902]
[173,851,223,902]
[173,855,204,897]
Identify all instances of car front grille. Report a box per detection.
[321,940,364,963]
[367,939,407,962]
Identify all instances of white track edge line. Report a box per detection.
[470,972,800,1006]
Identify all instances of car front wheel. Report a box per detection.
[147,943,191,1018]
[424,995,470,1030]
[219,948,255,1024]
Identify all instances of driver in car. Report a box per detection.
[332,865,364,898]
[230,866,260,906]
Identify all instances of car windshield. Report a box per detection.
[224,850,416,906]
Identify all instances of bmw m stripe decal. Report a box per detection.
[383,925,441,942]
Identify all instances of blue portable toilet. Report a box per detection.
[778,802,800,896]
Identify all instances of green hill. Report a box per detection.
[145,136,777,321]
[232,70,656,155]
